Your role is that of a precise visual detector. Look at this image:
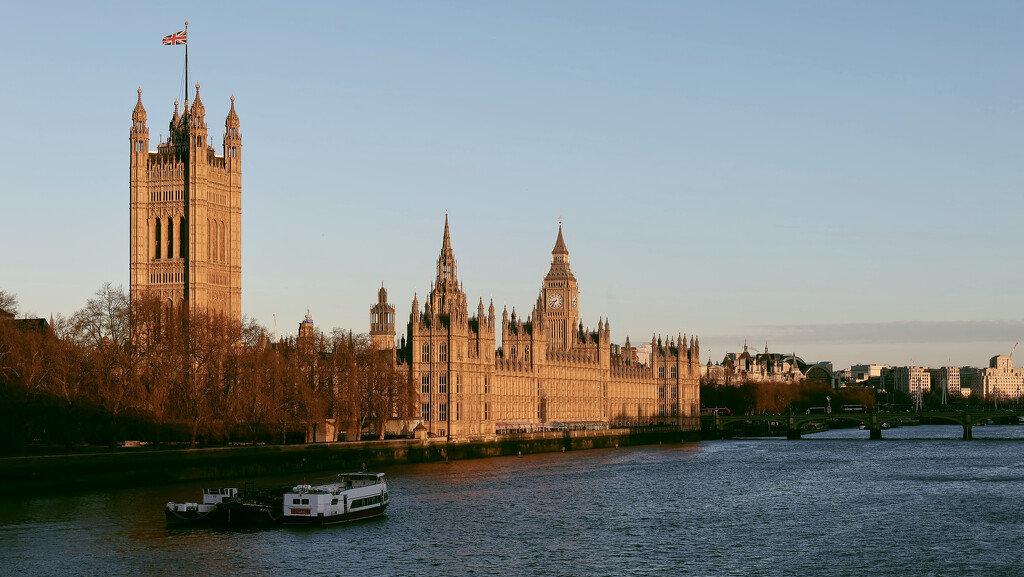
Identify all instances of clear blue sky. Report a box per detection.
[2,1,1022,370]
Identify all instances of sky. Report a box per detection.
[2,1,1022,371]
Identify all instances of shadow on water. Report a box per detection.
[164,513,389,537]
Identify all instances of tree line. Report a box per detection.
[0,285,415,454]
[700,376,878,415]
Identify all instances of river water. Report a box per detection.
[2,425,1024,576]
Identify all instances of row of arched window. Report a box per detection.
[152,217,229,263]
[371,312,393,325]
[153,217,186,260]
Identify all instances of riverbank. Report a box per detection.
[0,427,698,495]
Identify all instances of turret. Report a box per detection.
[168,99,183,145]
[189,83,208,162]
[298,311,315,352]
[131,87,149,156]
[130,88,149,182]
[129,88,151,298]
[370,283,396,351]
[223,94,241,170]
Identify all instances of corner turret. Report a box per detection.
[130,87,149,156]
[223,94,241,169]
[370,283,396,351]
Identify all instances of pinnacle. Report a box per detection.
[191,83,205,116]
[227,94,239,125]
[552,222,568,254]
[132,87,146,119]
[442,213,452,253]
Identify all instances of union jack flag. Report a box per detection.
[162,29,187,45]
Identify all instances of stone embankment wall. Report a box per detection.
[0,428,699,495]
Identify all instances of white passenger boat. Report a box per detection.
[282,472,389,525]
[165,487,238,526]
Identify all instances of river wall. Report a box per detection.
[0,427,699,495]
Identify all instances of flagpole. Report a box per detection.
[182,20,191,314]
[184,21,189,107]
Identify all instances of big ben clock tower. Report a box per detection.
[543,222,579,349]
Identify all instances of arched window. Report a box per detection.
[206,218,212,260]
[154,218,162,259]
[439,343,448,363]
[166,217,174,259]
[220,221,226,263]
[179,216,186,259]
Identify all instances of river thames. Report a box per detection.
[2,425,1023,576]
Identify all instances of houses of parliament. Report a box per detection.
[129,85,700,438]
[370,217,702,438]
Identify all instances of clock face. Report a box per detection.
[548,293,563,309]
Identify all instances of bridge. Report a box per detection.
[705,408,1024,440]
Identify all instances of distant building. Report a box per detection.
[297,311,316,350]
[703,343,835,387]
[713,343,802,384]
[927,367,962,400]
[0,314,50,335]
[881,366,931,402]
[634,343,652,366]
[980,355,1024,402]
[850,364,887,383]
[960,367,982,398]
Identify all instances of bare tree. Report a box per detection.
[0,289,18,317]
[174,307,241,448]
[71,283,130,349]
[129,295,178,445]
[361,348,406,440]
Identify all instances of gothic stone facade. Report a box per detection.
[372,217,700,438]
[129,85,242,318]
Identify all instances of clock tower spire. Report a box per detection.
[542,220,579,349]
